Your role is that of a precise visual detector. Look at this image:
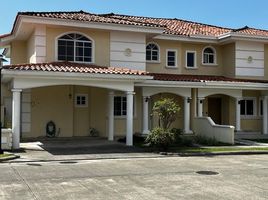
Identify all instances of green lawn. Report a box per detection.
[173,147,268,153]
[0,154,11,158]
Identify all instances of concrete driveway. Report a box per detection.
[14,137,158,162]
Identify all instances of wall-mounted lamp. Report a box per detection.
[199,100,203,104]
[145,97,150,102]
[238,100,241,105]
[187,97,192,103]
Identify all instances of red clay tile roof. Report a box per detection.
[3,62,148,76]
[150,73,268,84]
[2,11,268,39]
[108,14,231,37]
[233,26,268,37]
[18,11,163,28]
[4,62,268,84]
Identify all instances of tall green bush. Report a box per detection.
[152,98,180,129]
[146,98,181,150]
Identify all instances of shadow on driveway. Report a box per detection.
[21,137,147,156]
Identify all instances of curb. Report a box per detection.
[159,151,268,157]
[0,154,20,162]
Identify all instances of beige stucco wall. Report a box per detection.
[181,43,223,75]
[222,43,235,77]
[240,90,262,132]
[27,32,35,63]
[10,41,27,64]
[146,40,181,74]
[30,86,74,138]
[25,85,143,138]
[73,86,90,136]
[146,39,224,75]
[46,27,110,66]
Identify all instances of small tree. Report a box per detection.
[146,98,181,150]
[152,98,180,130]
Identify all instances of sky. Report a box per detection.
[1,0,268,35]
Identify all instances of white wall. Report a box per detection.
[193,117,235,144]
[235,41,264,77]
[21,89,31,134]
[110,31,146,70]
[27,25,46,63]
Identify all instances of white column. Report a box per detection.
[108,91,114,141]
[197,97,204,117]
[184,97,191,133]
[263,96,268,135]
[12,89,22,149]
[126,91,134,146]
[142,96,150,135]
[235,98,241,131]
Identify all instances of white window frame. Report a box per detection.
[202,46,217,66]
[240,97,257,118]
[146,42,160,63]
[185,50,197,69]
[75,94,88,107]
[55,31,95,64]
[114,95,136,118]
[166,49,178,68]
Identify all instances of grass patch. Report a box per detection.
[172,147,268,153]
[0,154,12,158]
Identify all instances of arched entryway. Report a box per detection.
[141,87,192,134]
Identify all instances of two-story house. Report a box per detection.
[1,11,268,149]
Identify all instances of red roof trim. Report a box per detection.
[150,73,268,84]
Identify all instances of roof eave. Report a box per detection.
[219,32,268,43]
[136,79,268,90]
[2,69,153,81]
[154,34,219,43]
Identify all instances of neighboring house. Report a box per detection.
[1,11,268,149]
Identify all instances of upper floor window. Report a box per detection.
[146,43,159,62]
[166,49,177,68]
[202,47,216,65]
[186,51,196,68]
[57,33,92,63]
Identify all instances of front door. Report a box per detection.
[208,97,222,125]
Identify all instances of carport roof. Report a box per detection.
[3,62,148,76]
[3,62,268,84]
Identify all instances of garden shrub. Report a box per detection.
[145,127,175,150]
[170,128,183,144]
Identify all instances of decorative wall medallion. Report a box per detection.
[124,48,132,57]
[247,56,253,63]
